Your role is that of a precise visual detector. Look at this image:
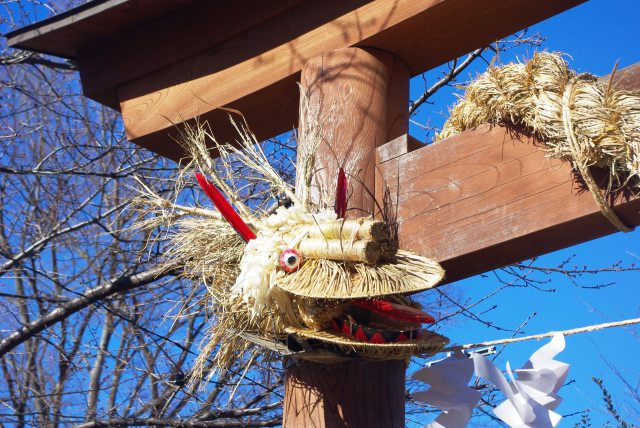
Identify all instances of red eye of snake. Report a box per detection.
[279,249,303,273]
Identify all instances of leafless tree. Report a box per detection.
[0,2,637,427]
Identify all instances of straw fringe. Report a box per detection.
[286,328,449,359]
[438,52,640,230]
[276,250,445,299]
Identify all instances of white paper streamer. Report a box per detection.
[412,351,480,428]
[412,334,570,428]
[487,333,569,428]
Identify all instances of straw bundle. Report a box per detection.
[307,218,389,241]
[298,238,384,264]
[297,218,393,264]
[276,250,444,299]
[285,328,449,360]
[438,52,640,229]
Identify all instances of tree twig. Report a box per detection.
[0,265,174,357]
[72,417,282,428]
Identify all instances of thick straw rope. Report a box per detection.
[443,317,640,352]
[438,52,640,232]
[562,80,633,232]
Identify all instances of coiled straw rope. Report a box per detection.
[562,80,633,231]
[438,52,640,232]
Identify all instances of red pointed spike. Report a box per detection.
[195,173,256,242]
[335,167,347,218]
[370,332,386,344]
[341,319,351,337]
[355,326,368,342]
[331,318,341,333]
[395,332,409,343]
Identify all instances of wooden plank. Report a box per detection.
[116,0,584,158]
[375,124,640,284]
[284,47,408,427]
[77,0,307,109]
[6,0,192,59]
[606,62,640,92]
[376,134,424,164]
[126,73,301,160]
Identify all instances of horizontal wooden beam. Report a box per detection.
[6,0,193,60]
[77,0,306,109]
[115,0,583,158]
[375,125,640,284]
[606,62,640,92]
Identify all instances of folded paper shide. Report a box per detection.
[413,334,570,428]
[132,119,448,378]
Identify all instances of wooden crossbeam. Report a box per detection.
[7,0,585,159]
[376,127,640,284]
[110,0,583,157]
[376,63,640,283]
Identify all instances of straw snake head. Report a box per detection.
[196,172,448,356]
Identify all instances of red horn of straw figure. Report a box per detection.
[195,172,256,242]
[335,167,347,219]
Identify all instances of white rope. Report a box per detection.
[442,317,640,352]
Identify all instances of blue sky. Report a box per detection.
[2,0,638,426]
[407,1,640,426]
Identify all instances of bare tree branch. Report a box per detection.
[1,51,76,71]
[0,265,173,357]
[409,46,486,115]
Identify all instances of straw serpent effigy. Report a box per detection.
[132,118,449,380]
[437,51,640,231]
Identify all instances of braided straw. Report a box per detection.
[561,80,633,232]
[444,316,640,352]
[438,52,640,232]
[286,328,449,360]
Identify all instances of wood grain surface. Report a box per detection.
[376,125,640,284]
[284,47,408,427]
[77,0,307,108]
[284,359,406,428]
[111,0,583,155]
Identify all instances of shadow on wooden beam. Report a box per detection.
[376,125,640,284]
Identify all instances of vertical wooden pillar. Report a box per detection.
[284,48,409,427]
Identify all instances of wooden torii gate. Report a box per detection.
[8,0,640,426]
